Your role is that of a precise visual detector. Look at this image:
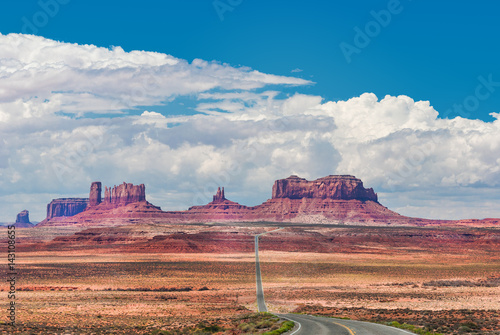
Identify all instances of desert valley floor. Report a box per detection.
[1,222,498,334]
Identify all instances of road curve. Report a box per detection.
[279,314,416,335]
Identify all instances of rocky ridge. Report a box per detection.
[35,175,499,228]
[38,182,151,226]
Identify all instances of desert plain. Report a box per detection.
[0,222,498,335]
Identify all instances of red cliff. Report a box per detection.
[38,181,159,227]
[272,175,378,202]
[46,198,89,219]
[33,176,500,228]
[103,183,146,206]
[89,182,102,206]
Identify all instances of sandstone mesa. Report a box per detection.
[34,175,500,228]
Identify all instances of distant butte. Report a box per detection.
[16,209,30,224]
[34,175,500,228]
[15,209,34,228]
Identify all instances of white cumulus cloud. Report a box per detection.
[0,34,499,222]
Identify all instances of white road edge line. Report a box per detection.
[277,315,302,335]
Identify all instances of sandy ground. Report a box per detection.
[0,224,498,334]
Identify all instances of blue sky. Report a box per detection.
[1,0,499,121]
[1,0,500,222]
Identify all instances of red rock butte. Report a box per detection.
[272,175,378,201]
[36,175,500,228]
[14,209,34,228]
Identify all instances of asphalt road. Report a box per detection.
[255,233,267,312]
[255,228,284,312]
[255,229,415,334]
[279,314,416,335]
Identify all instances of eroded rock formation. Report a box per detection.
[103,183,146,206]
[212,187,226,203]
[181,187,250,222]
[38,181,152,227]
[89,182,102,206]
[46,198,89,219]
[16,210,30,224]
[34,175,500,228]
[272,175,377,202]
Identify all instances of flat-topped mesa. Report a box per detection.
[272,175,378,202]
[212,187,226,203]
[103,182,146,206]
[47,198,89,219]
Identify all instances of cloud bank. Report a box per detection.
[1,33,499,222]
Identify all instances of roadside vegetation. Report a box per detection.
[150,312,294,335]
[386,321,443,335]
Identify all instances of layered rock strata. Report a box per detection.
[103,183,146,206]
[46,198,89,219]
[35,176,500,228]
[272,175,377,201]
[38,182,157,227]
[89,182,102,206]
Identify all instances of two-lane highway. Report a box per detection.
[255,233,267,312]
[279,314,416,335]
[255,228,284,312]
[255,231,416,334]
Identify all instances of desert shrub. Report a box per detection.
[460,321,479,329]
[256,319,274,328]
[387,321,443,335]
[201,324,223,332]
[262,321,295,335]
[459,325,472,333]
[233,313,293,335]
[151,330,172,335]
[238,322,253,332]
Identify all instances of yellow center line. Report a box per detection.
[331,321,356,335]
